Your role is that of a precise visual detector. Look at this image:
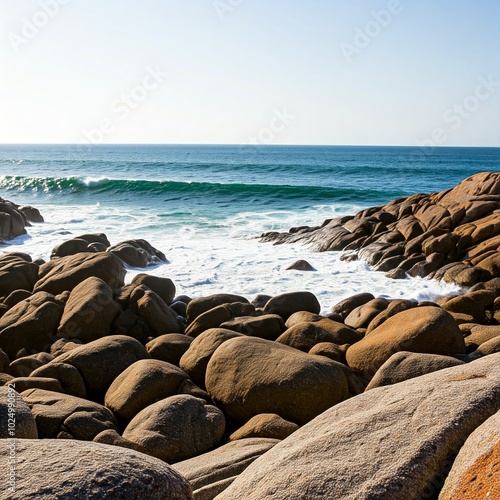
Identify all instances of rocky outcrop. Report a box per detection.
[0,197,41,241]
[261,172,500,288]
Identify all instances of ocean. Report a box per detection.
[1,144,498,312]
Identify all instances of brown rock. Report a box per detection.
[21,388,118,439]
[136,289,184,335]
[146,333,193,366]
[186,293,250,323]
[104,359,208,421]
[185,302,255,338]
[9,352,54,377]
[439,409,500,499]
[57,277,121,342]
[0,254,38,298]
[180,328,244,388]
[263,291,321,321]
[131,273,176,305]
[2,439,192,499]
[123,394,226,463]
[108,239,167,267]
[0,291,63,358]
[220,314,285,340]
[30,361,87,398]
[365,351,465,390]
[205,336,349,425]
[344,297,389,330]
[285,260,316,271]
[51,335,150,400]
[346,306,466,378]
[34,252,126,295]
[308,342,347,363]
[0,386,38,438]
[229,414,298,441]
[8,376,64,393]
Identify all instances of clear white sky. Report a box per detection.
[0,0,499,146]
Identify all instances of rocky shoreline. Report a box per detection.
[0,172,499,499]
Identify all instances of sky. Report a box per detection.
[0,0,499,146]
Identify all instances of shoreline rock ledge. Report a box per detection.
[261,172,500,288]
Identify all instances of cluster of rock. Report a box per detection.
[262,172,500,288]
[0,197,43,241]
[0,175,499,499]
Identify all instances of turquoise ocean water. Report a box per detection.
[0,145,498,309]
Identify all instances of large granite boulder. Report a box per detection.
[123,394,226,463]
[0,439,192,499]
[346,306,466,378]
[216,353,500,499]
[206,336,349,425]
[34,252,126,295]
[0,386,38,439]
[439,410,500,499]
[174,438,278,499]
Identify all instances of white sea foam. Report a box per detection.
[3,202,462,313]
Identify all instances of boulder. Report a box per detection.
[285,260,316,271]
[186,293,250,323]
[185,302,255,338]
[220,314,285,340]
[229,414,298,441]
[346,307,466,378]
[308,342,348,363]
[0,255,38,298]
[0,292,64,358]
[173,438,278,499]
[136,289,184,335]
[49,335,150,400]
[19,205,44,223]
[463,324,500,351]
[344,297,389,330]
[205,337,349,425]
[474,335,500,357]
[92,428,147,453]
[331,292,375,319]
[9,352,54,377]
[131,273,176,305]
[276,319,362,352]
[146,333,193,366]
[21,388,118,440]
[263,291,321,321]
[123,394,226,463]
[104,359,208,421]
[180,328,244,388]
[216,353,500,500]
[1,439,192,499]
[439,410,500,499]
[0,198,28,240]
[8,376,64,393]
[34,252,126,295]
[365,351,465,390]
[0,386,38,438]
[108,239,167,267]
[51,233,111,258]
[57,277,121,342]
[30,361,87,398]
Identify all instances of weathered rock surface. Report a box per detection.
[174,438,278,500]
[206,336,349,425]
[34,252,125,295]
[0,386,38,438]
[0,291,64,358]
[146,333,193,366]
[0,439,193,499]
[104,359,207,421]
[57,276,121,342]
[0,253,39,299]
[346,306,466,378]
[439,409,500,499]
[51,233,110,259]
[123,394,226,464]
[108,239,167,267]
[48,335,150,400]
[0,197,34,241]
[216,353,500,500]
[263,291,321,320]
[229,414,298,441]
[365,351,465,390]
[21,388,118,440]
